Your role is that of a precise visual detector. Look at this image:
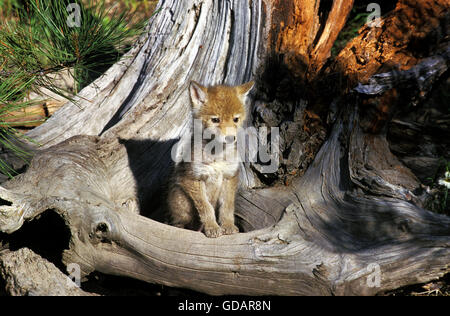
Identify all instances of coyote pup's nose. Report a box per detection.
[225,135,236,144]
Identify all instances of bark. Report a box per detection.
[269,0,354,80]
[0,0,449,296]
[331,0,449,86]
[0,248,93,296]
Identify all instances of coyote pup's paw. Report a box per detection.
[204,223,223,238]
[221,223,239,235]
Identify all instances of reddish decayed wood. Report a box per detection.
[268,0,354,80]
[332,0,449,85]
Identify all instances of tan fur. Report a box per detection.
[167,81,254,237]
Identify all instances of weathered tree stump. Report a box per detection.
[0,0,448,295]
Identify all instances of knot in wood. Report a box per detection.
[92,222,111,243]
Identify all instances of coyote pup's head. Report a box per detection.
[189,81,254,144]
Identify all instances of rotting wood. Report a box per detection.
[0,0,448,296]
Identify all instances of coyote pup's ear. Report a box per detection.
[236,81,255,97]
[189,81,208,112]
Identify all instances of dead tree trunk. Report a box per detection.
[0,0,449,295]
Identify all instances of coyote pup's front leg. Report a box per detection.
[169,178,222,238]
[186,180,222,238]
[219,175,239,235]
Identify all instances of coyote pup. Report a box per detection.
[168,81,254,238]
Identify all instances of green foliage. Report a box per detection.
[0,0,146,93]
[331,5,371,57]
[425,159,450,215]
[0,0,147,178]
[0,0,21,18]
[0,72,37,177]
[124,0,149,11]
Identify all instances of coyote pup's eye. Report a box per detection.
[233,117,240,123]
[211,117,220,123]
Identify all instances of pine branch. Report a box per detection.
[0,0,148,178]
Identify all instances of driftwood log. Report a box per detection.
[0,0,449,295]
